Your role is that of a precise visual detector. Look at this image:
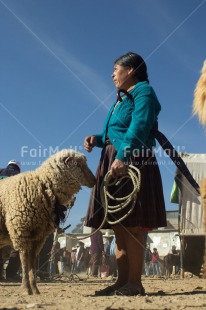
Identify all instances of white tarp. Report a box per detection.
[175,153,206,236]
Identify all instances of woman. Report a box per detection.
[84,52,166,296]
[151,248,160,276]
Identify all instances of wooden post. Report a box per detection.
[180,236,184,278]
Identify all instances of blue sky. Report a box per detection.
[0,0,206,232]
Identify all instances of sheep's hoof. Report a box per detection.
[22,289,33,295]
[32,287,40,295]
[21,285,33,295]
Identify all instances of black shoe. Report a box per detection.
[112,286,145,296]
[95,286,116,296]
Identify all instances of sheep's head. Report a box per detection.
[62,151,96,188]
[40,149,96,190]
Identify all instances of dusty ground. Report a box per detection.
[0,274,206,310]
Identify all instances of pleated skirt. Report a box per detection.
[84,145,166,229]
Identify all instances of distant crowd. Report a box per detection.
[144,244,180,276]
[48,231,117,279]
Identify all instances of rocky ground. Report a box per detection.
[0,274,206,310]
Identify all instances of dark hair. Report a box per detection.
[114,52,149,83]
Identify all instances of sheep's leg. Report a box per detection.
[19,250,32,295]
[28,247,40,295]
[28,240,48,295]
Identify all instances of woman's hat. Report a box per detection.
[103,231,111,238]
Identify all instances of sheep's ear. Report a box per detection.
[64,157,71,165]
[64,157,78,167]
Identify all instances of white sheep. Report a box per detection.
[0,149,96,294]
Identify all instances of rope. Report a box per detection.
[67,164,141,240]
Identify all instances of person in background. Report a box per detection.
[75,242,85,273]
[168,245,180,274]
[103,232,111,257]
[0,160,21,281]
[62,248,71,273]
[37,233,54,280]
[49,241,61,275]
[151,248,160,276]
[0,246,11,281]
[84,246,91,275]
[109,236,118,278]
[58,247,65,274]
[0,160,21,178]
[171,245,178,255]
[90,230,104,277]
[70,247,77,273]
[84,52,166,296]
[101,233,111,278]
[144,244,152,277]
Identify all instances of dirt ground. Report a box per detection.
[0,274,206,310]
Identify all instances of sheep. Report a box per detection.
[0,149,96,294]
[193,60,206,277]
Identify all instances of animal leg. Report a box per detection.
[19,250,32,295]
[28,239,48,294]
[28,249,40,295]
[165,267,170,277]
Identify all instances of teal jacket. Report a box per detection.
[94,81,161,161]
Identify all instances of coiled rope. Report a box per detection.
[100,165,141,225]
[66,164,141,240]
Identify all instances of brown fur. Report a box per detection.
[193,60,206,125]
[193,60,206,277]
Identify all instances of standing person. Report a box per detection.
[38,233,54,279]
[75,242,85,273]
[103,232,111,257]
[144,244,152,277]
[62,248,71,273]
[100,232,111,278]
[109,236,118,277]
[0,160,21,281]
[151,248,160,276]
[70,247,77,273]
[84,52,166,296]
[58,247,65,274]
[84,246,91,275]
[90,230,104,277]
[49,241,61,275]
[168,245,180,274]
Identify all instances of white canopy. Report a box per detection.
[174,153,206,236]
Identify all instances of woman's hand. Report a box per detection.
[110,159,127,178]
[84,136,97,152]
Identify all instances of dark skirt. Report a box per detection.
[85,145,166,229]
